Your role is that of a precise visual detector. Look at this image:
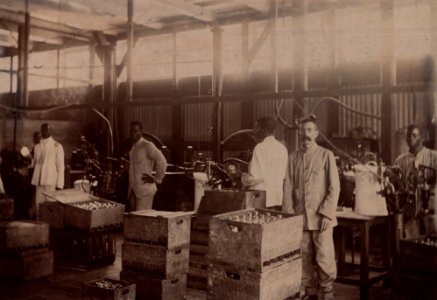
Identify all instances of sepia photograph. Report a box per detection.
[0,0,436,299]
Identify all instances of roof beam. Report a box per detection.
[231,0,269,12]
[156,0,216,22]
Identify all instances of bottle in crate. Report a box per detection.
[208,208,303,271]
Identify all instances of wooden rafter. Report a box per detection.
[156,0,216,22]
[231,0,269,12]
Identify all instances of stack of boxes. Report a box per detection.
[188,189,266,290]
[121,210,193,300]
[0,220,54,279]
[207,208,303,300]
[40,189,125,270]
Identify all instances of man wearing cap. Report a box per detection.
[241,117,288,208]
[283,116,340,300]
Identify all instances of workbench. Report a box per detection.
[335,211,392,299]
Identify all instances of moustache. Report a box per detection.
[301,136,312,141]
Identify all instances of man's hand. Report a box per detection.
[141,173,155,183]
[320,216,331,232]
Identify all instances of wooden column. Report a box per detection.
[380,0,395,164]
[326,6,339,137]
[270,0,278,93]
[101,43,116,156]
[241,20,254,129]
[292,0,307,114]
[126,0,134,102]
[15,11,30,150]
[212,27,223,160]
[431,1,437,148]
[172,31,184,164]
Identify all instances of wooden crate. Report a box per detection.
[207,257,302,300]
[193,189,266,230]
[0,248,54,279]
[0,197,13,221]
[39,200,64,228]
[0,221,49,253]
[82,278,136,300]
[64,199,125,232]
[209,209,303,272]
[122,242,189,278]
[399,236,437,276]
[120,270,186,300]
[124,210,192,248]
[187,254,208,290]
[50,228,116,270]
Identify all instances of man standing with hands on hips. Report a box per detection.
[128,121,167,211]
[283,115,340,300]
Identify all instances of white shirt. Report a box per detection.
[244,136,288,207]
[31,136,65,188]
[0,175,5,194]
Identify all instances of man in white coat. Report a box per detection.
[31,123,64,218]
[129,121,167,211]
[242,117,288,207]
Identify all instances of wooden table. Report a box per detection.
[335,211,392,300]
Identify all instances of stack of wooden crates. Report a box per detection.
[207,208,303,300]
[188,189,266,290]
[121,210,193,300]
[40,189,125,270]
[0,220,54,279]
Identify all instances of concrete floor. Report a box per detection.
[0,232,392,300]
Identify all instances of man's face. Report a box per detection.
[406,128,423,151]
[130,125,142,143]
[41,125,51,139]
[254,122,264,142]
[299,121,318,149]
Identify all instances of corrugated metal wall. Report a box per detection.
[121,105,173,141]
[223,101,242,137]
[337,92,418,139]
[183,102,213,142]
[338,94,382,137]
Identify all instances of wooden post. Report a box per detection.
[212,27,223,160]
[380,0,395,164]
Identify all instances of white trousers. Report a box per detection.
[301,228,337,300]
[33,185,55,219]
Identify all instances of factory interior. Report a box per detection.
[0,0,436,299]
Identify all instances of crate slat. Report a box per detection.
[208,209,303,272]
[122,242,189,278]
[0,221,49,253]
[124,210,192,248]
[120,271,186,300]
[207,258,302,300]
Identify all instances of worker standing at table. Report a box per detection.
[283,115,340,300]
[394,124,437,238]
[241,117,288,208]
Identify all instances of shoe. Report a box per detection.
[302,295,318,300]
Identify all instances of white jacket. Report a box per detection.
[31,137,65,188]
[129,137,167,198]
[244,136,288,207]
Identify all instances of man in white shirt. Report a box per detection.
[242,117,288,207]
[31,123,65,219]
[129,121,167,211]
[394,124,437,237]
